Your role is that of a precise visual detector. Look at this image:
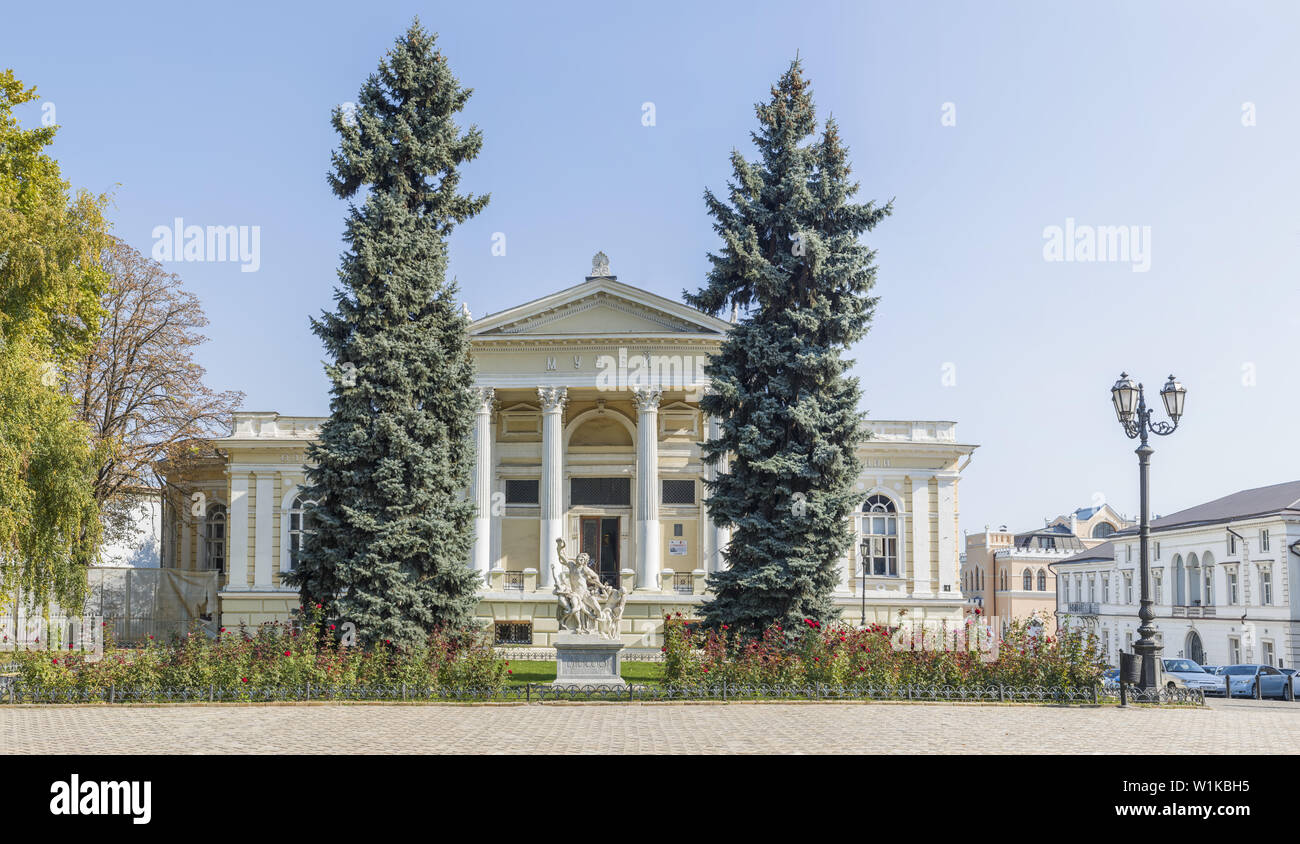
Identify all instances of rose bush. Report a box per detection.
[663,613,1105,691]
[9,605,507,698]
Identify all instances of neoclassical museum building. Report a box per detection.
[163,259,978,648]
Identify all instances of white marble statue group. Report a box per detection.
[553,539,628,640]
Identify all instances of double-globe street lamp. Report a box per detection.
[1110,372,1187,691]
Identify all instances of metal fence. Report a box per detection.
[0,681,1204,706]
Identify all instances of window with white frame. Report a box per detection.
[1260,529,1270,552]
[1263,640,1275,667]
[1023,569,1032,591]
[1228,637,1241,664]
[1037,569,1047,591]
[1259,567,1272,605]
[1203,567,1214,606]
[1226,568,1239,604]
[859,495,899,576]
[1000,569,1008,591]
[1153,570,1163,604]
[1228,532,1237,555]
[286,494,317,573]
[203,504,226,572]
[1154,541,1160,560]
[1123,571,1133,604]
[1087,574,1096,603]
[1102,574,1110,604]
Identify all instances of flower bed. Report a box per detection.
[4,605,506,698]
[661,613,1106,693]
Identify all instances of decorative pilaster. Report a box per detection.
[634,388,662,590]
[910,474,933,596]
[538,386,567,588]
[936,473,958,595]
[471,387,495,582]
[254,473,274,588]
[228,473,250,588]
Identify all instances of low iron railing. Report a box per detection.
[0,680,1204,706]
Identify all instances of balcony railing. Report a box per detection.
[673,574,694,595]
[1066,602,1099,615]
[503,571,525,592]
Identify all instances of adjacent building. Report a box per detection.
[962,503,1132,631]
[1054,481,1300,669]
[158,259,980,648]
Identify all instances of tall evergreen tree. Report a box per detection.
[285,21,488,646]
[686,59,891,638]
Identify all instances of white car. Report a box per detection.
[1161,659,1222,693]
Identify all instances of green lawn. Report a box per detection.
[502,659,663,686]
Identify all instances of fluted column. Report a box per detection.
[703,412,730,573]
[538,387,567,588]
[635,388,662,590]
[470,387,495,582]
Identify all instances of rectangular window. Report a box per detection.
[493,621,532,646]
[1263,640,1275,667]
[1260,569,1272,605]
[1228,533,1237,555]
[1153,572,1163,605]
[1124,572,1133,604]
[1102,574,1110,604]
[1227,571,1239,604]
[1228,637,1241,664]
[661,479,696,505]
[570,477,631,506]
[1260,529,1270,552]
[1087,575,1096,603]
[504,479,539,505]
[1154,541,1161,560]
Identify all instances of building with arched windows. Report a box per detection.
[960,503,1131,631]
[158,262,979,647]
[1055,481,1300,669]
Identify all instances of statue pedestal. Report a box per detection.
[552,634,627,686]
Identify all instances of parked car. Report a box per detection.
[1220,664,1295,700]
[1201,665,1223,675]
[1161,659,1223,694]
[1280,667,1299,696]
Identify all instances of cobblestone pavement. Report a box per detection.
[3,701,1298,754]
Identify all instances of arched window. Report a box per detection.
[203,504,226,572]
[1092,522,1116,539]
[1172,554,1185,606]
[1000,569,1008,591]
[860,495,898,577]
[1023,569,1033,591]
[1037,569,1047,591]
[286,495,317,573]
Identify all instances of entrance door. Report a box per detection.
[580,516,620,587]
[1185,631,1205,666]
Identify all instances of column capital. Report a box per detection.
[633,387,663,412]
[538,386,568,413]
[472,386,496,413]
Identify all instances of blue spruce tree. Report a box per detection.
[686,59,892,638]
[285,21,488,646]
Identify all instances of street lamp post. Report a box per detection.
[1110,372,1186,691]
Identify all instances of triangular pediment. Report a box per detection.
[469,278,731,339]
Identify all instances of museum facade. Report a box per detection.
[162,261,978,648]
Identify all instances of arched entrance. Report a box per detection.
[1185,630,1205,665]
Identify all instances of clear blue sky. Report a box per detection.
[5,0,1298,537]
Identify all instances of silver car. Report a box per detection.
[1161,659,1223,694]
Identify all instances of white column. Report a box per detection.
[538,387,567,589]
[703,412,730,573]
[228,473,250,588]
[254,474,274,588]
[635,388,663,590]
[471,387,495,582]
[910,474,932,596]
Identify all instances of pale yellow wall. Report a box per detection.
[501,518,540,572]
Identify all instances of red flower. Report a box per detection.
[283,650,291,657]
[702,667,709,673]
[329,624,336,631]
[242,677,249,683]
[721,625,729,630]
[508,670,513,675]
[661,646,667,652]
[51,658,58,665]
